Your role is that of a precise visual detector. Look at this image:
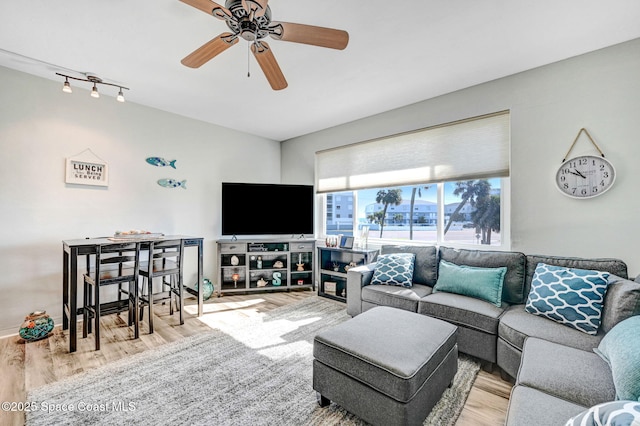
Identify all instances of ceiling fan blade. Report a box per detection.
[181,33,239,68]
[270,22,349,50]
[251,42,288,91]
[179,0,231,20]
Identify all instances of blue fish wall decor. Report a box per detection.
[146,157,177,169]
[157,178,187,189]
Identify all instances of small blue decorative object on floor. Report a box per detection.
[195,278,214,300]
[19,311,54,342]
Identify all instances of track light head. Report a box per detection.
[62,77,72,93]
[90,83,100,98]
[116,88,125,103]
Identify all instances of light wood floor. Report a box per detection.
[0,290,511,425]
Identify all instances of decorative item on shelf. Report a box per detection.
[324,281,337,295]
[145,157,177,169]
[359,225,370,249]
[339,236,354,249]
[344,261,358,272]
[273,260,284,268]
[332,261,340,272]
[341,289,346,298]
[272,272,282,286]
[325,236,339,247]
[297,279,305,285]
[296,253,305,271]
[257,277,268,287]
[195,278,214,300]
[19,311,54,342]
[257,256,263,269]
[157,178,187,189]
[232,272,240,289]
[230,255,240,266]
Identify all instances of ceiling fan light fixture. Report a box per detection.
[116,88,125,103]
[62,77,72,93]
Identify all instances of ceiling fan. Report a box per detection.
[179,0,349,90]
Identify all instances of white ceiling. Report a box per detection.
[1,1,640,141]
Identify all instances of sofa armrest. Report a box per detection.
[346,263,377,317]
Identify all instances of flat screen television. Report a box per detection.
[221,182,314,237]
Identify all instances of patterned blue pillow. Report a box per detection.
[371,253,415,288]
[526,263,609,335]
[565,401,640,426]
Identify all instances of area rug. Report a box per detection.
[27,297,480,425]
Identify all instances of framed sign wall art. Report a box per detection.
[65,149,108,187]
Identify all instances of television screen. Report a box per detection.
[221,182,314,236]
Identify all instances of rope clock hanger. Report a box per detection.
[555,128,616,199]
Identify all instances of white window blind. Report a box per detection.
[315,111,510,193]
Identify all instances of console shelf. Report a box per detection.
[216,239,315,295]
[317,246,378,303]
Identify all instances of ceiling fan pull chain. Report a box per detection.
[247,41,251,77]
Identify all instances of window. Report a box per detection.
[317,111,510,248]
[323,178,505,247]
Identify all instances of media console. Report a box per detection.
[216,238,316,296]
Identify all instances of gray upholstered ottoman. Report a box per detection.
[313,306,458,426]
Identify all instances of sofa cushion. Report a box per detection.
[517,338,616,408]
[370,253,415,288]
[499,304,603,352]
[525,254,628,297]
[601,275,640,333]
[566,401,640,426]
[439,246,526,305]
[418,292,506,335]
[594,315,640,401]
[433,259,506,307]
[506,385,586,426]
[381,245,437,286]
[362,284,433,312]
[525,263,609,335]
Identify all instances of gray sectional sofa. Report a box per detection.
[346,244,640,425]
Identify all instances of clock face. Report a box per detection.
[555,155,616,198]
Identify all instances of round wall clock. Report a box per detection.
[555,155,616,199]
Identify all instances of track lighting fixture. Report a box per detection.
[56,72,129,102]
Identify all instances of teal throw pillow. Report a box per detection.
[565,400,640,426]
[594,315,640,401]
[433,260,506,307]
[526,263,609,335]
[371,253,415,288]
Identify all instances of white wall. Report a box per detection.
[282,39,640,277]
[0,66,280,336]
